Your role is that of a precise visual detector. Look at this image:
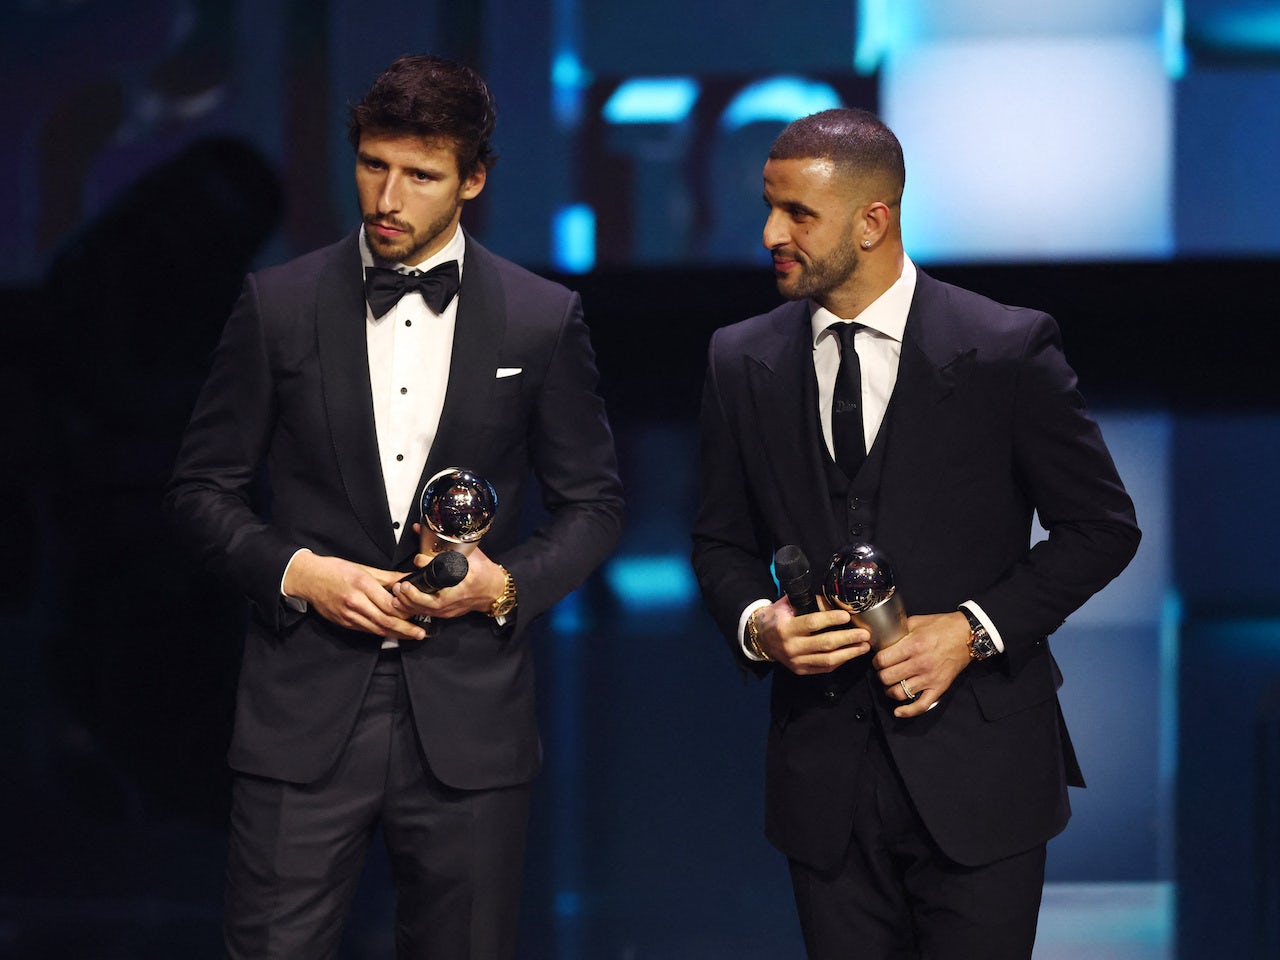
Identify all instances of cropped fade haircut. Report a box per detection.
[348,55,497,180]
[769,108,905,205]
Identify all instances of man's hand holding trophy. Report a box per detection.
[823,541,971,716]
[391,467,517,631]
[752,540,962,715]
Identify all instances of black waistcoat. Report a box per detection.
[820,400,893,553]
[806,396,897,705]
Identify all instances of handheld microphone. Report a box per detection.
[396,549,469,594]
[775,545,820,616]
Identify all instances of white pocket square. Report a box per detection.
[496,367,523,378]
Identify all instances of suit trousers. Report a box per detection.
[224,651,531,960]
[788,719,1046,960]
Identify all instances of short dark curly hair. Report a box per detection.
[348,55,497,179]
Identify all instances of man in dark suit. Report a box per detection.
[165,55,623,959]
[691,108,1140,959]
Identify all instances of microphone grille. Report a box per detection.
[429,549,470,588]
[774,545,810,582]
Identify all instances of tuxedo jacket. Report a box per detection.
[165,230,623,790]
[692,269,1140,870]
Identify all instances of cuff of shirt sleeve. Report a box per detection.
[281,548,312,613]
[738,599,773,661]
[959,600,1005,654]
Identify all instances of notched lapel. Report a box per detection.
[745,352,812,480]
[901,334,970,410]
[315,236,398,560]
[937,346,975,393]
[876,298,975,553]
[744,312,836,551]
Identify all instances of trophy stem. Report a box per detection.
[423,534,480,557]
[852,593,909,651]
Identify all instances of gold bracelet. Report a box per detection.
[745,609,773,662]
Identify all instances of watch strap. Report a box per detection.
[489,567,518,618]
[961,607,997,661]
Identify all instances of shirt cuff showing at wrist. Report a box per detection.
[959,600,1005,654]
[281,547,312,613]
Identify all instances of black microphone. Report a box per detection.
[775,545,819,616]
[395,549,469,594]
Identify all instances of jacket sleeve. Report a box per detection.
[162,274,302,630]
[496,291,625,625]
[690,331,778,673]
[972,311,1141,672]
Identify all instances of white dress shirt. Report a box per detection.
[281,225,466,639]
[811,257,915,462]
[364,224,465,534]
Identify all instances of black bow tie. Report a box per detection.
[364,261,460,318]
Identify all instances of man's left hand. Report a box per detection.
[874,611,973,718]
[391,544,508,620]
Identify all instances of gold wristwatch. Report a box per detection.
[489,567,518,618]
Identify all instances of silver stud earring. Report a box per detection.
[862,240,872,249]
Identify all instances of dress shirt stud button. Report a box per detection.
[400,386,408,395]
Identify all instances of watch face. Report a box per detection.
[970,633,996,660]
[490,569,517,618]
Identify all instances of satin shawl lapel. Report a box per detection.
[398,234,506,560]
[877,271,973,544]
[314,232,398,560]
[743,302,839,550]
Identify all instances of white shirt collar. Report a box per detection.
[810,254,917,345]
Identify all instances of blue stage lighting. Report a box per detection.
[721,76,842,130]
[553,204,596,274]
[602,77,700,124]
[605,554,698,611]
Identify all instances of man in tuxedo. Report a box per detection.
[691,108,1140,959]
[165,55,623,959]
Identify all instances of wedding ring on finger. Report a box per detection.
[899,679,919,703]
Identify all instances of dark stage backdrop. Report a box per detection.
[3,1,1279,958]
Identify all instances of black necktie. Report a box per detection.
[831,322,866,478]
[364,261,460,318]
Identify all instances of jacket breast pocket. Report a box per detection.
[473,371,534,458]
